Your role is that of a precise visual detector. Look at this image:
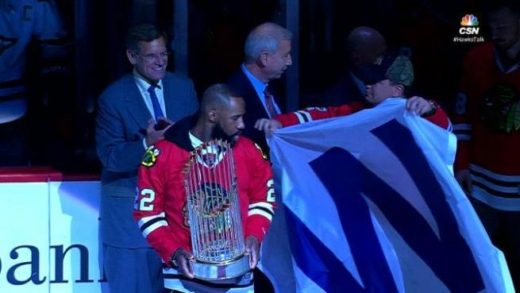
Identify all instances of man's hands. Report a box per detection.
[255,118,283,136]
[406,96,437,116]
[154,117,173,130]
[171,248,195,278]
[145,118,173,146]
[172,236,259,278]
[245,236,260,269]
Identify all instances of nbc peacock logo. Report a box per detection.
[460,14,479,27]
[453,13,484,43]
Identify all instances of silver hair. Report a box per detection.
[243,22,292,63]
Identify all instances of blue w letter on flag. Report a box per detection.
[306,120,482,292]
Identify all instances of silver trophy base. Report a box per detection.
[192,254,250,280]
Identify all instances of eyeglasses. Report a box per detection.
[136,51,170,63]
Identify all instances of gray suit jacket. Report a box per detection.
[96,72,198,247]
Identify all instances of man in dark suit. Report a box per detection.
[227,22,292,151]
[95,24,198,293]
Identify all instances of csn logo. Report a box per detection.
[459,14,479,35]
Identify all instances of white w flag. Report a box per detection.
[260,98,514,293]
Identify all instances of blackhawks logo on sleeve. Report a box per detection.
[480,84,520,133]
[141,146,160,167]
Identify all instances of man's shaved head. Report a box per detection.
[200,83,237,113]
[346,26,387,66]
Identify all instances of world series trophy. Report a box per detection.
[184,139,250,280]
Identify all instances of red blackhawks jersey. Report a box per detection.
[133,127,275,265]
[275,98,451,129]
[454,42,520,210]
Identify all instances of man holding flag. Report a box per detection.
[255,51,450,132]
[256,52,514,292]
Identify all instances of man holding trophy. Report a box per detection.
[134,83,275,292]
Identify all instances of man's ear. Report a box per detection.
[393,84,405,96]
[208,109,218,123]
[126,49,137,65]
[258,52,269,67]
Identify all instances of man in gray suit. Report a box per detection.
[227,22,293,152]
[96,24,198,293]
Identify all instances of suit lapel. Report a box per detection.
[238,70,268,117]
[123,76,152,129]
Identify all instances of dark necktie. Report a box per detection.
[263,86,277,118]
[147,84,165,120]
